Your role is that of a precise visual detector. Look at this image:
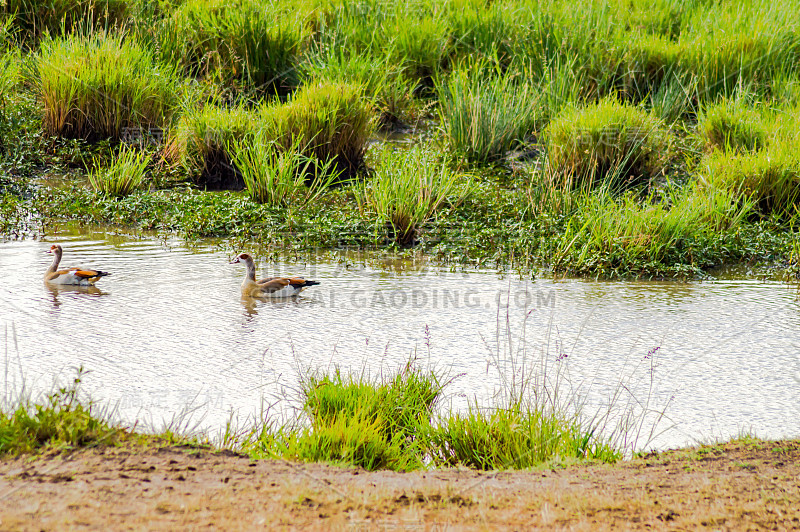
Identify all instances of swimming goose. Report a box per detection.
[230,253,319,298]
[44,244,110,286]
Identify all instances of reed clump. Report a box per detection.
[88,145,152,197]
[229,137,338,207]
[545,98,670,189]
[246,364,444,471]
[165,104,257,190]
[267,82,375,177]
[700,144,800,217]
[159,0,306,92]
[437,62,538,163]
[35,32,180,141]
[699,99,767,153]
[356,146,472,246]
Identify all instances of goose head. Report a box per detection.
[46,244,63,256]
[229,252,253,265]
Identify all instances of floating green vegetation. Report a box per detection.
[35,31,180,141]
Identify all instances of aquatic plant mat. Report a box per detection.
[1,438,798,529]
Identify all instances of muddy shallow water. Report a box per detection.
[1,224,799,450]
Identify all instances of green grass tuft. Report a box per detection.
[88,145,152,197]
[428,402,620,470]
[357,145,472,245]
[545,97,671,190]
[437,61,538,163]
[700,144,800,217]
[268,81,375,177]
[159,0,306,93]
[229,136,338,207]
[0,370,124,456]
[35,31,180,141]
[165,103,257,190]
[699,98,767,152]
[246,362,444,471]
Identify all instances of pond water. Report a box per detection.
[1,224,799,451]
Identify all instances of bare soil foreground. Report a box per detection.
[1,439,798,531]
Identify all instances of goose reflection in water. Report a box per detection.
[45,283,105,309]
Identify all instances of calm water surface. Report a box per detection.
[1,225,799,450]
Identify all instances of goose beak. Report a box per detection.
[229,257,240,264]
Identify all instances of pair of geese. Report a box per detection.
[44,244,320,298]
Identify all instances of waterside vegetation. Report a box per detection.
[1,0,799,278]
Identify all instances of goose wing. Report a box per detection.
[257,278,291,294]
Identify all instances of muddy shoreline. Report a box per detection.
[1,438,798,530]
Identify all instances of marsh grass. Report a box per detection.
[545,98,670,190]
[268,81,375,177]
[699,98,767,153]
[0,0,132,40]
[357,145,471,245]
[246,362,444,471]
[551,185,752,277]
[160,0,306,93]
[88,145,152,197]
[229,136,339,207]
[427,402,618,470]
[165,104,256,190]
[299,48,414,128]
[0,369,124,455]
[700,144,800,217]
[35,31,180,141]
[437,61,538,163]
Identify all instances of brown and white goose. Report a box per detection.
[44,244,110,286]
[230,253,319,298]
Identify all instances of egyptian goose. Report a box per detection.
[230,252,319,298]
[44,244,110,286]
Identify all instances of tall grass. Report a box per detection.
[427,402,618,470]
[551,185,753,277]
[545,97,671,190]
[35,31,180,141]
[267,81,375,177]
[299,48,415,128]
[699,98,767,153]
[229,136,338,207]
[700,143,800,217]
[0,0,132,40]
[159,0,307,93]
[88,145,152,197]
[437,61,539,163]
[356,145,471,245]
[164,103,256,190]
[0,369,124,455]
[246,363,444,471]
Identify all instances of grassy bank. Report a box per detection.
[2,0,800,278]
